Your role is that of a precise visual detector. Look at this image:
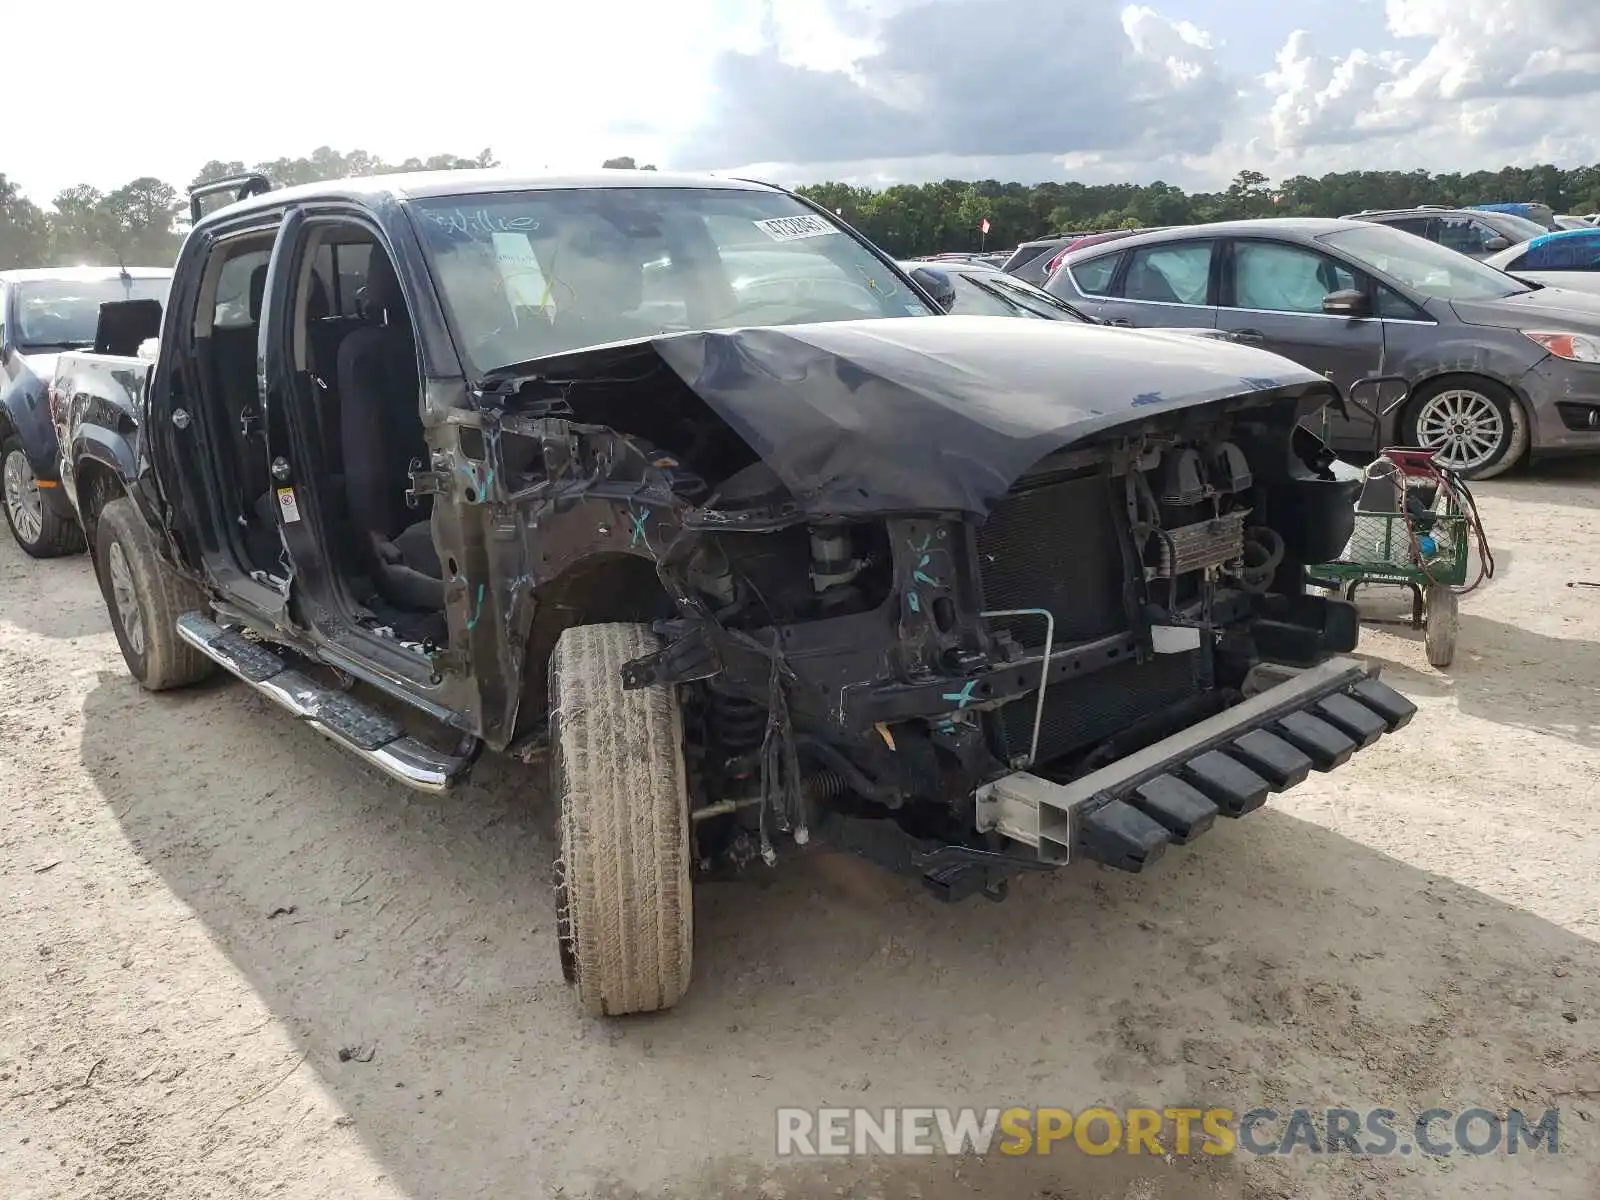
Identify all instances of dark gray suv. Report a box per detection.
[1344,206,1550,260]
[1049,217,1600,478]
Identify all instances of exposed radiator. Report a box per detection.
[978,471,1206,766]
[976,473,1126,647]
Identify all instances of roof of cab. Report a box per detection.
[199,168,784,226]
[0,265,174,282]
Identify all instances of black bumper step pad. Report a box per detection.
[1273,711,1357,771]
[1227,729,1313,790]
[1179,750,1271,817]
[1314,692,1387,748]
[1078,798,1171,873]
[1348,678,1417,731]
[1070,668,1420,876]
[1129,775,1218,843]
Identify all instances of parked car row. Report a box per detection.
[1022,215,1600,478]
[0,267,175,556]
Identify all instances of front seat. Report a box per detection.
[335,252,444,611]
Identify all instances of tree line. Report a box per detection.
[4,149,1600,270]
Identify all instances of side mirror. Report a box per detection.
[1321,288,1371,318]
[1483,236,1511,252]
[137,337,160,362]
[909,266,957,313]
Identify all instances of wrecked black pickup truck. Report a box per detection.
[54,169,1415,1016]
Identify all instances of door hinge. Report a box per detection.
[406,457,450,508]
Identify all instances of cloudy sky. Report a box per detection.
[7,0,1599,202]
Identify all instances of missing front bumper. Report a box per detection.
[974,656,1415,874]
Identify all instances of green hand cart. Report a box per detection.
[1307,376,1483,668]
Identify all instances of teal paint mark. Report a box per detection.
[465,583,486,630]
[908,532,940,586]
[629,504,652,548]
[908,592,921,614]
[941,680,979,709]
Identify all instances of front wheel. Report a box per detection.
[93,497,215,691]
[550,622,693,1016]
[2,438,84,558]
[1424,583,1458,668]
[1403,379,1527,480]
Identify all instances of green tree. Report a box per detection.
[0,174,50,268]
[7,151,1600,271]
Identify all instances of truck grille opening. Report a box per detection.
[978,470,1203,767]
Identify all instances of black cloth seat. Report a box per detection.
[335,251,443,611]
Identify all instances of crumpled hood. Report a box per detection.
[1452,286,1600,331]
[644,316,1332,516]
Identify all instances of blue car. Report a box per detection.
[1,267,172,556]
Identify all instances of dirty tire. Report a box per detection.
[1425,583,1459,668]
[93,497,215,691]
[2,438,85,558]
[1402,377,1528,481]
[550,622,693,1017]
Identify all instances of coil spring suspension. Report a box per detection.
[708,689,767,757]
[802,770,848,803]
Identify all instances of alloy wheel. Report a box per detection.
[107,541,146,657]
[3,449,44,546]
[1413,388,1506,473]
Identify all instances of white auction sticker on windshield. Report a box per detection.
[754,215,838,242]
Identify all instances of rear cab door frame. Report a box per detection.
[144,209,290,626]
[256,198,484,717]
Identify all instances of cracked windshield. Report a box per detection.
[413,188,932,371]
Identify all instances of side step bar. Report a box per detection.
[176,613,472,792]
[975,656,1415,874]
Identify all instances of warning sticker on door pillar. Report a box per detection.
[277,487,302,523]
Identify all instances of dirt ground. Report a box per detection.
[2,465,1597,1200]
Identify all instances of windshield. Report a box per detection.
[948,271,1092,321]
[1487,212,1550,241]
[13,276,171,351]
[1319,225,1532,301]
[411,188,933,372]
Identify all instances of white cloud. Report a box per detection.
[1251,0,1600,176]
[3,0,742,201]
[5,0,1600,203]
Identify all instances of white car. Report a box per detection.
[1483,230,1600,295]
